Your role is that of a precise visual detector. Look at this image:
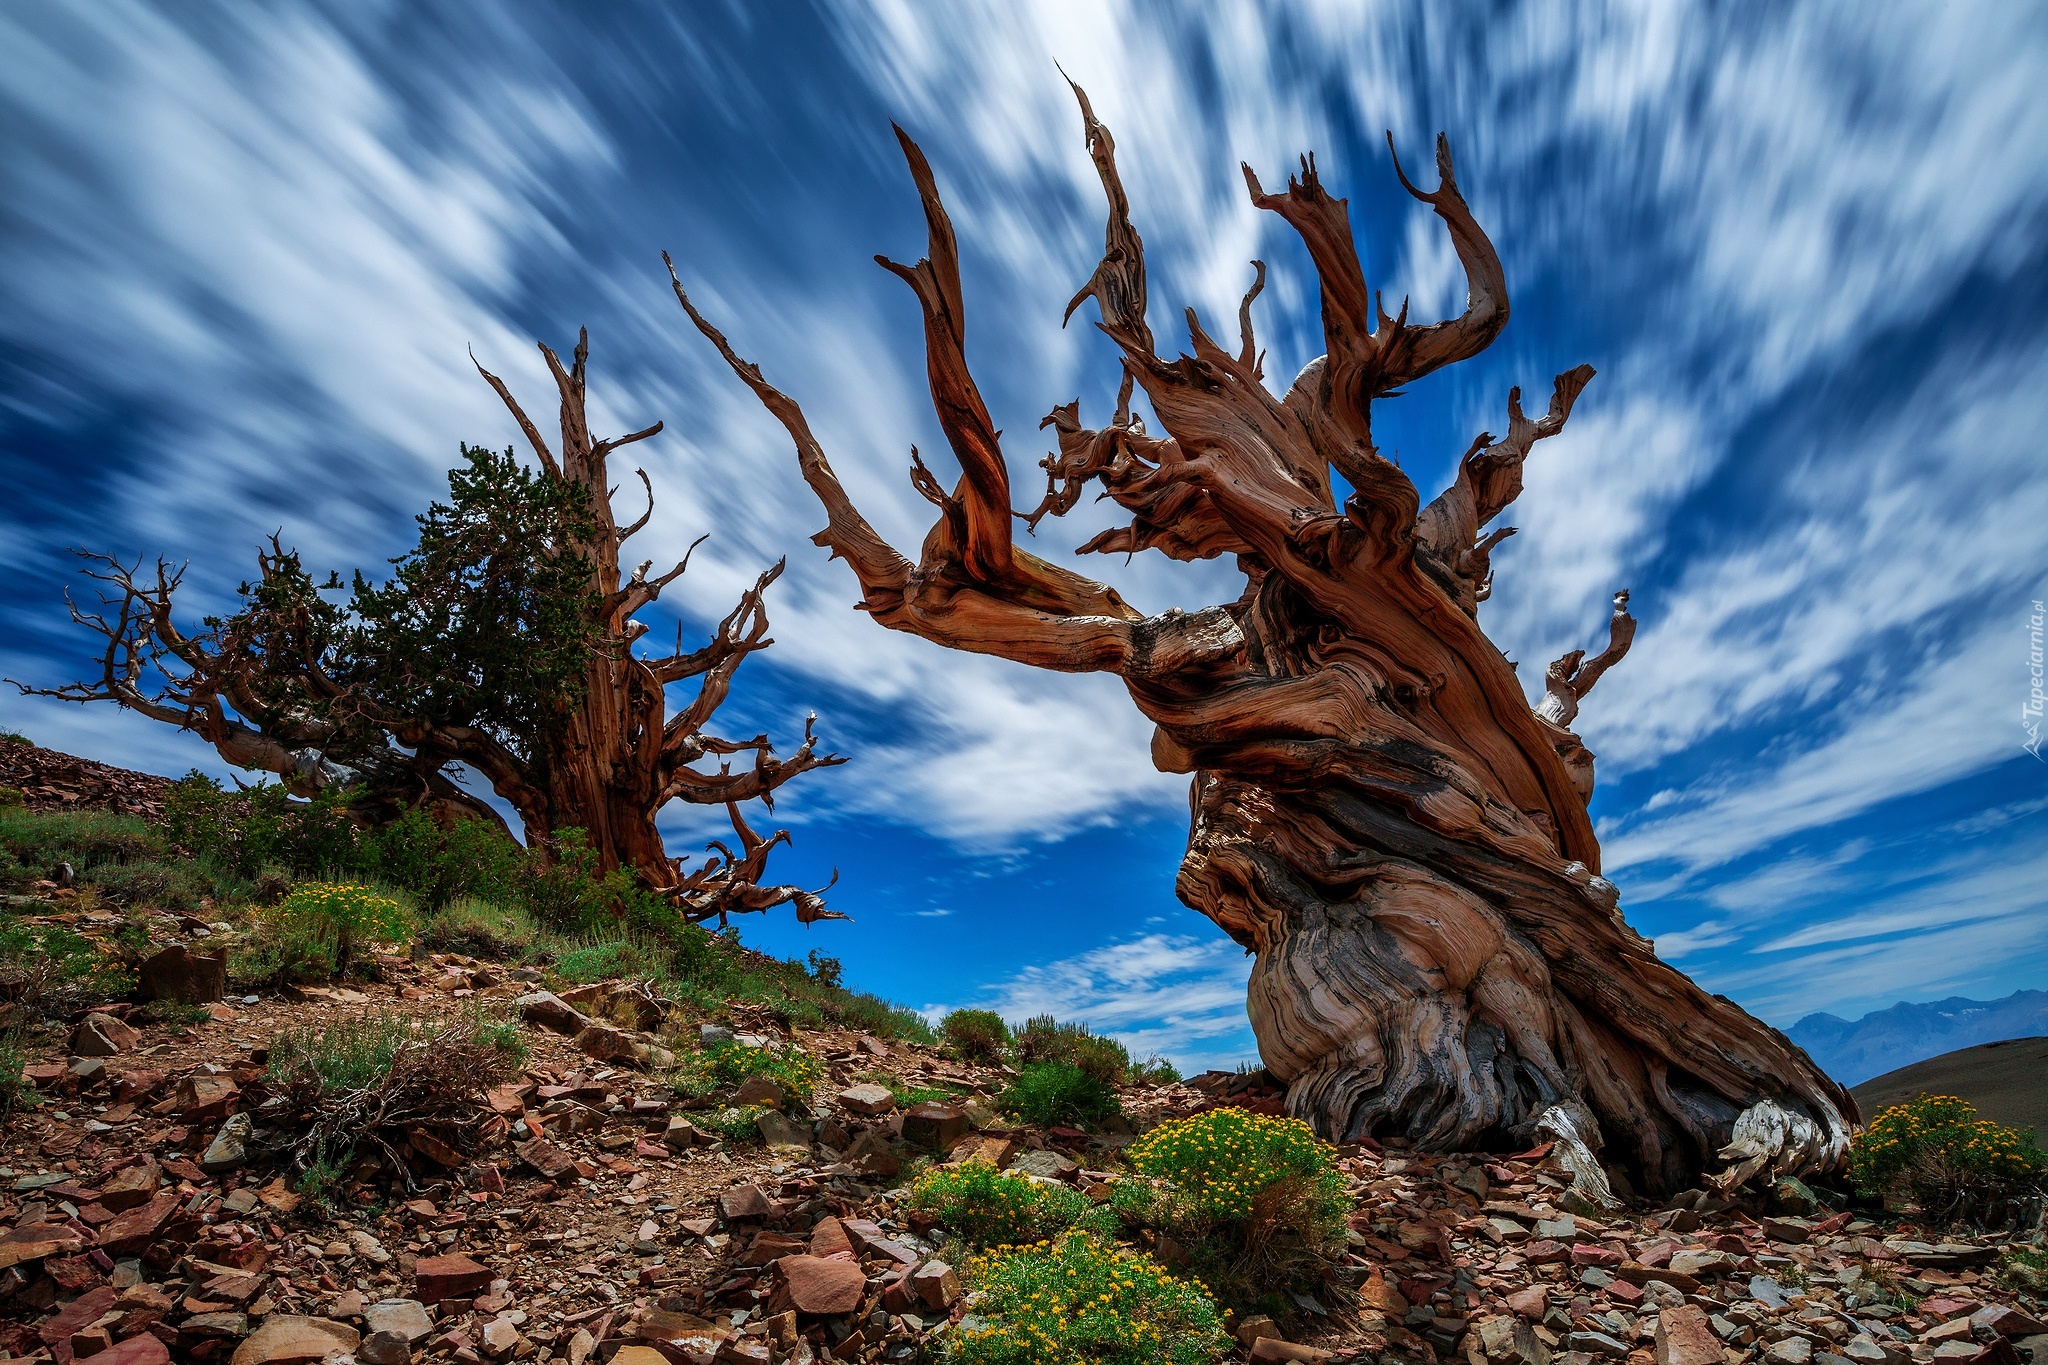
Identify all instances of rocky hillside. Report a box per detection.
[0,738,2043,1365]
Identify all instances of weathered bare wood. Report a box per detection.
[675,88,1853,1192]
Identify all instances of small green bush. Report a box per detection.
[1849,1095,2045,1224]
[164,774,360,878]
[555,936,666,984]
[1014,1013,1083,1065]
[419,895,536,958]
[705,1104,767,1145]
[364,808,524,912]
[691,1040,824,1105]
[908,1160,1108,1246]
[1001,1062,1119,1129]
[0,917,135,1011]
[1112,1107,1350,1313]
[0,1032,39,1116]
[947,1229,1230,1365]
[268,1007,525,1096]
[526,829,669,934]
[942,1008,1011,1062]
[1131,1054,1182,1085]
[88,858,210,912]
[1070,1033,1130,1084]
[267,882,414,980]
[268,1011,420,1094]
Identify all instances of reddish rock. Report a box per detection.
[776,1255,866,1316]
[0,1221,87,1271]
[40,1285,119,1365]
[836,1083,895,1117]
[1973,1306,2048,1338]
[900,1102,969,1152]
[1571,1243,1623,1268]
[809,1217,854,1259]
[87,1336,170,1365]
[226,1315,358,1365]
[45,1254,104,1293]
[514,991,597,1036]
[96,1158,161,1212]
[97,1193,181,1257]
[138,945,226,1004]
[912,1260,959,1310]
[840,1130,901,1178]
[717,1183,773,1222]
[741,1232,810,1266]
[413,1253,492,1302]
[1506,1286,1549,1319]
[175,1074,239,1122]
[513,1137,576,1179]
[1653,1303,1722,1365]
[71,1013,142,1057]
[1523,1239,1569,1265]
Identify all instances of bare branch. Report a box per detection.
[616,468,656,544]
[472,349,561,478]
[1415,365,1597,613]
[873,126,1018,586]
[1537,589,1637,728]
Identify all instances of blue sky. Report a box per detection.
[3,2,2045,1075]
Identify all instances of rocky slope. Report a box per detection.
[0,912,2043,1365]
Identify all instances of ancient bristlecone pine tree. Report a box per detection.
[672,89,1853,1194]
[28,336,842,925]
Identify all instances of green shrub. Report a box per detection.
[268,1006,525,1096]
[908,1160,1108,1246]
[1014,1013,1082,1065]
[525,829,668,933]
[689,1040,823,1105]
[1849,1095,2045,1224]
[947,1229,1230,1365]
[1071,1033,1130,1084]
[264,882,414,981]
[0,1031,39,1116]
[88,858,210,912]
[705,1104,767,1146]
[0,917,135,1012]
[1001,1062,1119,1129]
[419,895,536,959]
[364,808,524,911]
[1012,1013,1126,1077]
[1131,1054,1182,1085]
[1112,1107,1349,1313]
[942,1008,1011,1061]
[268,1011,420,1094]
[164,774,360,878]
[0,807,167,879]
[555,936,667,984]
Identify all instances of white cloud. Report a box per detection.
[927,931,1258,1074]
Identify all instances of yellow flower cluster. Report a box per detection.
[946,1230,1229,1365]
[1848,1094,2045,1201]
[274,881,414,945]
[1123,1107,1341,1222]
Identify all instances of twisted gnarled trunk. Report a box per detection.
[671,89,1854,1194]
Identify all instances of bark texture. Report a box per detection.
[673,94,1854,1192]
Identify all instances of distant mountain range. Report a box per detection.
[1789,990,2048,1085]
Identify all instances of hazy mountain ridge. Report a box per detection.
[1790,988,2048,1085]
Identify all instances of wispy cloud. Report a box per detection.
[927,932,1258,1074]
